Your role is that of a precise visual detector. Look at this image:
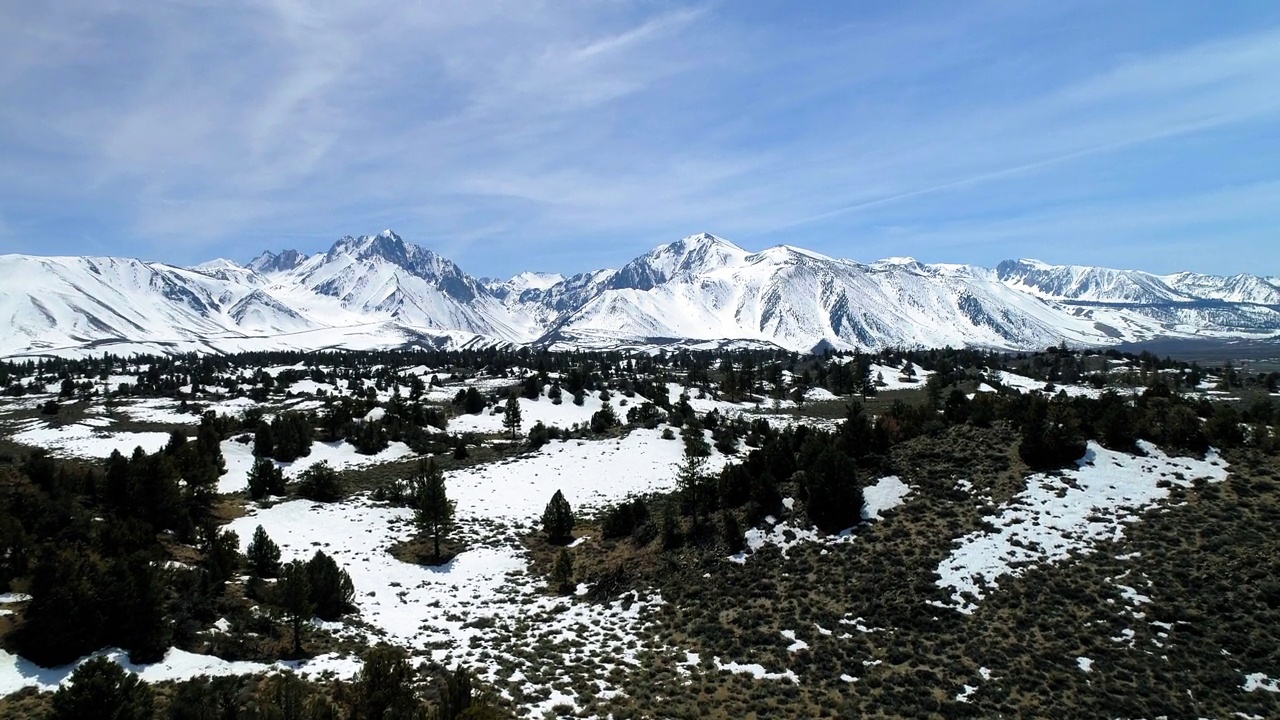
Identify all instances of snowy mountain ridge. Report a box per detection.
[2,231,1278,357]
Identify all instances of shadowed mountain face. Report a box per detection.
[2,231,1278,357]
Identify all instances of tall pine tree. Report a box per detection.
[412,459,455,563]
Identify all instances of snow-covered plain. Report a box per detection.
[934,441,1229,614]
[7,418,171,458]
[217,427,729,715]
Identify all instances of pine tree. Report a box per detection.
[306,550,355,620]
[590,400,619,433]
[660,501,682,550]
[676,450,709,529]
[247,456,286,500]
[802,448,862,533]
[502,394,523,440]
[551,548,574,594]
[203,528,240,594]
[527,421,551,450]
[721,508,744,554]
[247,525,282,578]
[116,554,170,665]
[541,490,574,543]
[279,559,314,657]
[412,459,455,563]
[51,657,155,720]
[297,461,343,502]
[353,645,420,719]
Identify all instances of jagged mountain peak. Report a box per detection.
[248,248,308,274]
[607,232,749,291]
[327,230,412,264]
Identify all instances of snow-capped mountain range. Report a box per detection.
[2,230,1278,357]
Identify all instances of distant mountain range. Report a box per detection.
[2,230,1278,357]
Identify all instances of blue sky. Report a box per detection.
[1,1,1278,279]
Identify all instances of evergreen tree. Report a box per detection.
[801,448,862,533]
[551,548,574,594]
[251,672,310,720]
[279,560,314,656]
[453,435,470,460]
[297,461,343,502]
[412,459,455,563]
[306,550,355,620]
[202,528,240,594]
[590,400,619,434]
[527,421,551,450]
[247,456,287,500]
[676,450,710,529]
[541,490,574,543]
[659,501,682,550]
[51,656,155,720]
[721,508,744,554]
[115,555,170,664]
[247,525,282,578]
[20,546,106,666]
[354,645,420,720]
[502,394,522,440]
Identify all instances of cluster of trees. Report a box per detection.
[587,362,1279,569]
[48,645,511,720]
[1,441,240,666]
[0,442,363,669]
[254,410,314,463]
[264,549,356,655]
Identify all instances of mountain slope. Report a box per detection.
[2,231,1277,357]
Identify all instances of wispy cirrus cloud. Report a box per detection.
[0,1,1278,277]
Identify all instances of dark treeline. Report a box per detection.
[5,344,1276,406]
[0,432,363,668]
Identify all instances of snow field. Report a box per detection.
[217,438,416,494]
[447,386,606,435]
[934,441,1229,614]
[7,418,171,459]
[868,363,933,391]
[223,427,729,716]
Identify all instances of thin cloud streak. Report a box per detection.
[0,2,1277,277]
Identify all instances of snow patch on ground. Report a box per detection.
[780,629,809,652]
[446,428,726,525]
[217,438,416,494]
[933,441,1228,614]
[712,657,798,683]
[0,647,359,696]
[869,363,933,391]
[1242,672,1280,692]
[117,399,205,425]
[996,371,1102,399]
[8,419,171,458]
[448,388,606,435]
[861,475,911,521]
